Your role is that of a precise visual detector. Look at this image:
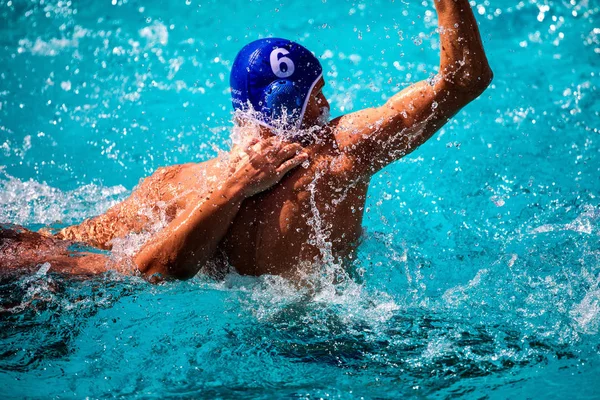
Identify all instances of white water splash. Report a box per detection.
[571,285,600,335]
[442,268,490,306]
[0,171,128,226]
[139,21,169,47]
[17,26,89,56]
[529,205,599,235]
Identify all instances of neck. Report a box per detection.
[235,118,335,146]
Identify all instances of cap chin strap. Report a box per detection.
[298,72,323,130]
[246,116,274,131]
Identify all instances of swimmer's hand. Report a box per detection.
[133,137,308,280]
[229,137,308,197]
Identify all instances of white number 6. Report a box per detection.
[269,48,295,78]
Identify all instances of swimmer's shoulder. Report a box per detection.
[305,132,360,181]
[140,159,217,187]
[129,160,217,203]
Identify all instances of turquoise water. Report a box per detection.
[1,0,599,398]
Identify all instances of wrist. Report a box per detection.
[223,176,252,201]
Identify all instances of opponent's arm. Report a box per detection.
[333,0,493,176]
[133,139,308,280]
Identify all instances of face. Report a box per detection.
[301,77,330,129]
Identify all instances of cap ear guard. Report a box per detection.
[262,80,304,129]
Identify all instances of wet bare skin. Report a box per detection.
[0,226,113,277]
[221,138,368,278]
[3,141,312,279]
[54,162,210,250]
[4,0,493,279]
[47,136,367,279]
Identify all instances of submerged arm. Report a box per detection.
[333,0,493,176]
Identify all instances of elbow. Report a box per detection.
[476,65,494,93]
[462,65,494,99]
[135,255,191,282]
[164,258,201,280]
[138,264,195,283]
[441,64,493,101]
[150,263,197,281]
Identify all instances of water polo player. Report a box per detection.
[3,0,492,280]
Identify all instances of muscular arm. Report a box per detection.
[53,165,188,249]
[333,0,493,176]
[133,139,307,280]
[132,178,248,279]
[21,139,305,280]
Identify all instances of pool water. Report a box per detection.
[1,0,599,398]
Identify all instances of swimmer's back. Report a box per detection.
[219,139,368,278]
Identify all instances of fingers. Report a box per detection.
[247,137,277,155]
[244,137,260,150]
[276,143,304,161]
[247,137,293,162]
[238,137,260,157]
[262,137,282,156]
[243,138,308,179]
[275,153,309,176]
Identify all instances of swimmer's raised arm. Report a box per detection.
[332,0,493,176]
[133,138,308,280]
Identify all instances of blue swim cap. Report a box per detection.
[230,38,323,130]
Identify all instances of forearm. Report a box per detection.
[335,1,494,174]
[55,211,138,250]
[133,180,247,280]
[435,0,492,91]
[54,175,159,249]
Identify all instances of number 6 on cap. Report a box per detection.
[270,48,295,78]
